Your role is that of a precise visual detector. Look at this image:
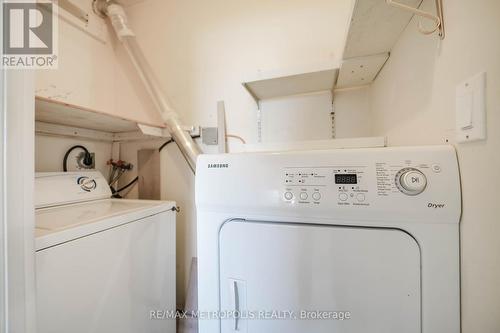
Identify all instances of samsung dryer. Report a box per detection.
[195,145,461,333]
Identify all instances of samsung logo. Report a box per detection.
[208,163,229,169]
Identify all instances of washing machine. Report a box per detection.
[196,145,461,333]
[35,171,176,333]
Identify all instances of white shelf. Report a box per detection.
[35,96,150,133]
[337,0,422,88]
[344,0,422,59]
[35,96,172,142]
[241,1,421,92]
[243,66,339,103]
[336,53,389,89]
[243,137,387,153]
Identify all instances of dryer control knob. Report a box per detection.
[396,168,427,195]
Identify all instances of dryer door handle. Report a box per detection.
[233,280,240,330]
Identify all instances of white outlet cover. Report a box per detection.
[455,72,486,143]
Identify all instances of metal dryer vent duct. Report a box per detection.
[93,0,201,173]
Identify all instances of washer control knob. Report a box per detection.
[284,192,293,200]
[299,192,308,200]
[77,176,97,192]
[312,192,321,201]
[396,168,427,195]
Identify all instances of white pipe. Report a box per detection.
[98,2,201,173]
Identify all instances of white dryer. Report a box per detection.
[195,146,461,333]
[35,171,176,333]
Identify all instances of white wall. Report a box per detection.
[35,135,112,178]
[124,0,355,305]
[333,86,372,138]
[260,92,333,143]
[370,0,500,331]
[36,0,162,126]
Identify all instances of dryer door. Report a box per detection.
[219,220,421,333]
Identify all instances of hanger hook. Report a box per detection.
[386,0,444,38]
[417,17,441,35]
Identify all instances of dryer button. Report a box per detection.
[284,192,293,200]
[395,168,428,196]
[399,169,427,195]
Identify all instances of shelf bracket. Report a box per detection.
[386,0,445,39]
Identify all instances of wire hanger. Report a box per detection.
[386,0,445,39]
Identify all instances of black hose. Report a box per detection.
[110,134,200,197]
[115,176,138,193]
[63,145,92,172]
[158,135,200,153]
[158,139,174,152]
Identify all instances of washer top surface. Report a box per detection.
[35,198,175,251]
[35,171,176,251]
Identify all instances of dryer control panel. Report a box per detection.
[196,145,461,223]
[283,167,370,206]
[281,158,442,209]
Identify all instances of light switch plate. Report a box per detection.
[456,72,486,143]
[201,127,218,145]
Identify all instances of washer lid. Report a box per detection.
[35,198,174,251]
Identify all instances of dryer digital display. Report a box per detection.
[335,174,358,184]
